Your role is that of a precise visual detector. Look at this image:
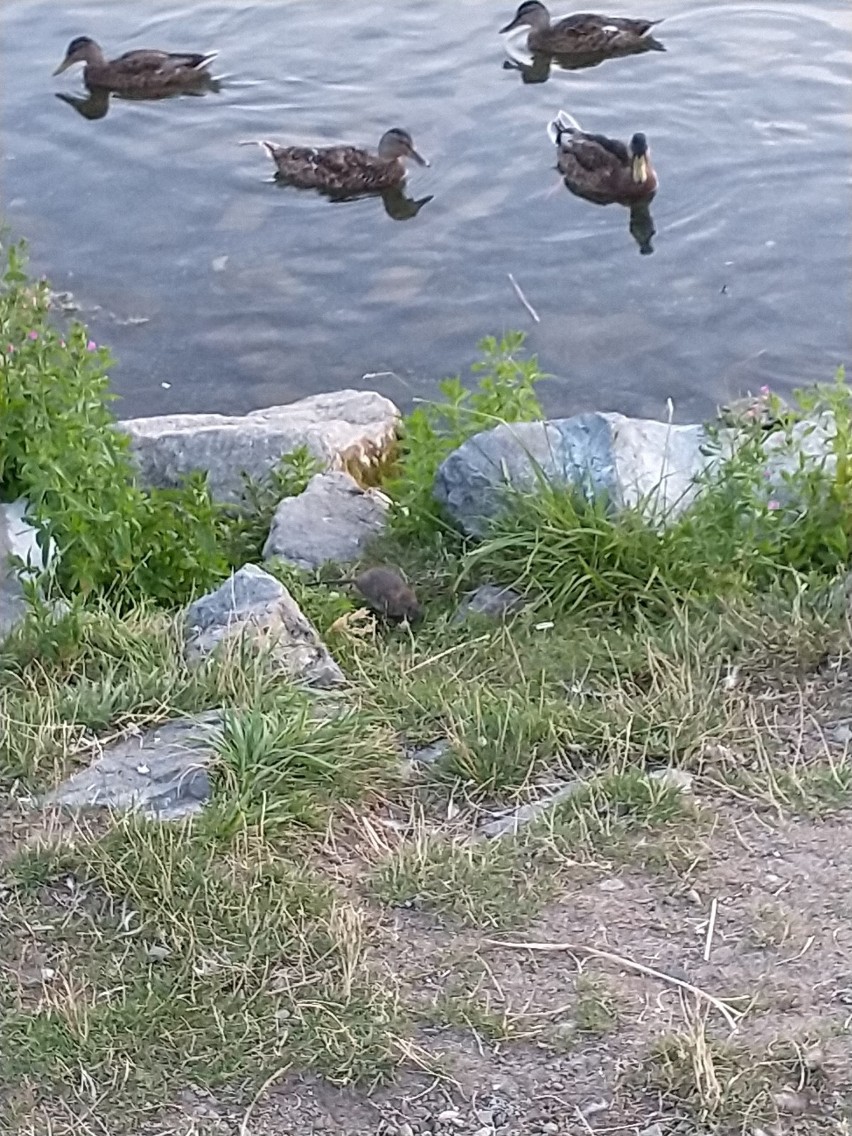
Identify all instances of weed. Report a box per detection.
[387,332,545,539]
[573,973,620,1035]
[644,1018,829,1130]
[222,445,322,565]
[212,698,399,835]
[0,244,227,605]
[369,830,555,927]
[466,368,852,619]
[535,770,699,871]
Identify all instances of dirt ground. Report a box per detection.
[104,793,849,1136]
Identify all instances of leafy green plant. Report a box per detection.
[222,445,321,565]
[0,243,228,605]
[387,332,545,538]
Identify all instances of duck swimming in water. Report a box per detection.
[548,110,658,204]
[246,128,429,196]
[52,36,218,94]
[500,2,662,57]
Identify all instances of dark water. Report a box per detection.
[1,0,850,421]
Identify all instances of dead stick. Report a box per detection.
[507,273,540,323]
[703,897,718,962]
[405,634,491,675]
[483,938,742,1031]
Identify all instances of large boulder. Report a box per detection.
[263,471,389,570]
[120,390,400,503]
[434,413,711,537]
[184,564,344,687]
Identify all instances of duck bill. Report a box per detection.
[408,148,429,168]
[53,57,74,75]
[632,154,649,183]
[499,16,522,33]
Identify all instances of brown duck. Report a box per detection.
[52,36,218,94]
[500,2,662,56]
[548,111,658,204]
[247,128,428,195]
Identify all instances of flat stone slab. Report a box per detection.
[263,471,389,570]
[434,412,711,537]
[184,563,344,687]
[43,712,222,820]
[120,389,401,503]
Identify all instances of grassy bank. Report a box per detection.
[2,246,852,1134]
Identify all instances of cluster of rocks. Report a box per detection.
[1,386,833,820]
[2,387,825,644]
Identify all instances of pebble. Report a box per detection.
[598,877,626,892]
[772,1088,809,1115]
[649,767,694,793]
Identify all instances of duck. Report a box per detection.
[52,36,218,94]
[548,111,658,204]
[500,2,662,56]
[245,128,428,196]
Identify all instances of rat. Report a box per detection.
[335,566,423,624]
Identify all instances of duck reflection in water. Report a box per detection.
[503,39,662,83]
[549,110,658,254]
[55,76,221,121]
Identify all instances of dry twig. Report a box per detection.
[483,938,743,1031]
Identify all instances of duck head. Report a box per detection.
[378,128,429,167]
[500,2,551,34]
[629,133,651,183]
[53,36,103,75]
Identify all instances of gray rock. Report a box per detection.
[120,389,400,503]
[405,739,451,767]
[263,471,389,570]
[434,412,709,536]
[649,767,694,793]
[184,564,344,687]
[479,780,586,838]
[43,713,221,819]
[0,511,26,640]
[0,500,55,639]
[452,584,524,623]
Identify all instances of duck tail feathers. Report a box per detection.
[238,140,279,158]
[547,110,582,146]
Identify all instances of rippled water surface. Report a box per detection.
[2,0,850,419]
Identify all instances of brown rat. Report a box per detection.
[338,567,423,624]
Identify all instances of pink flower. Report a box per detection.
[86,340,97,351]
[59,340,66,348]
[6,344,15,354]
[767,499,780,511]
[760,385,770,396]
[27,330,38,340]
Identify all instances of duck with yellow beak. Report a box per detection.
[548,110,658,204]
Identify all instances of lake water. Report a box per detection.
[1,0,850,421]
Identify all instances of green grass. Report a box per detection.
[642,1026,832,1131]
[368,829,557,927]
[1,816,408,1111]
